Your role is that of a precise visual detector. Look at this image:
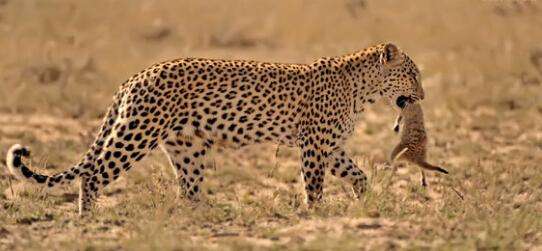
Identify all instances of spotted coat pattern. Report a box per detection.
[6,43,424,215]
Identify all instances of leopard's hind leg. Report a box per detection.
[161,134,213,202]
[78,113,168,215]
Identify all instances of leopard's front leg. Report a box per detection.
[299,135,329,207]
[329,148,368,199]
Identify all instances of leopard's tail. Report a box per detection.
[5,90,124,188]
[5,144,79,186]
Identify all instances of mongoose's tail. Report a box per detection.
[418,161,448,174]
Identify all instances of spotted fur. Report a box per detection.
[6,43,424,215]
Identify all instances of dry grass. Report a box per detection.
[1,0,541,250]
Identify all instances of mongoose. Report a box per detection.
[390,103,447,186]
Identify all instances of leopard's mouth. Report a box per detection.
[395,95,419,109]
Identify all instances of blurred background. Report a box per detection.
[0,0,541,250]
[0,0,540,118]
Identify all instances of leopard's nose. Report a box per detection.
[418,88,425,100]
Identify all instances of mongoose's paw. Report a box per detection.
[393,123,400,133]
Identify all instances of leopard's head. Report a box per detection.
[378,43,424,110]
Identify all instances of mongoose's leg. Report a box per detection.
[390,144,408,162]
[420,170,427,187]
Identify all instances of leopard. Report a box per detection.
[6,43,425,215]
[390,102,447,187]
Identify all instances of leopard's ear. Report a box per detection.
[380,43,403,66]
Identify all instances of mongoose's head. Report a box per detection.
[402,103,424,121]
